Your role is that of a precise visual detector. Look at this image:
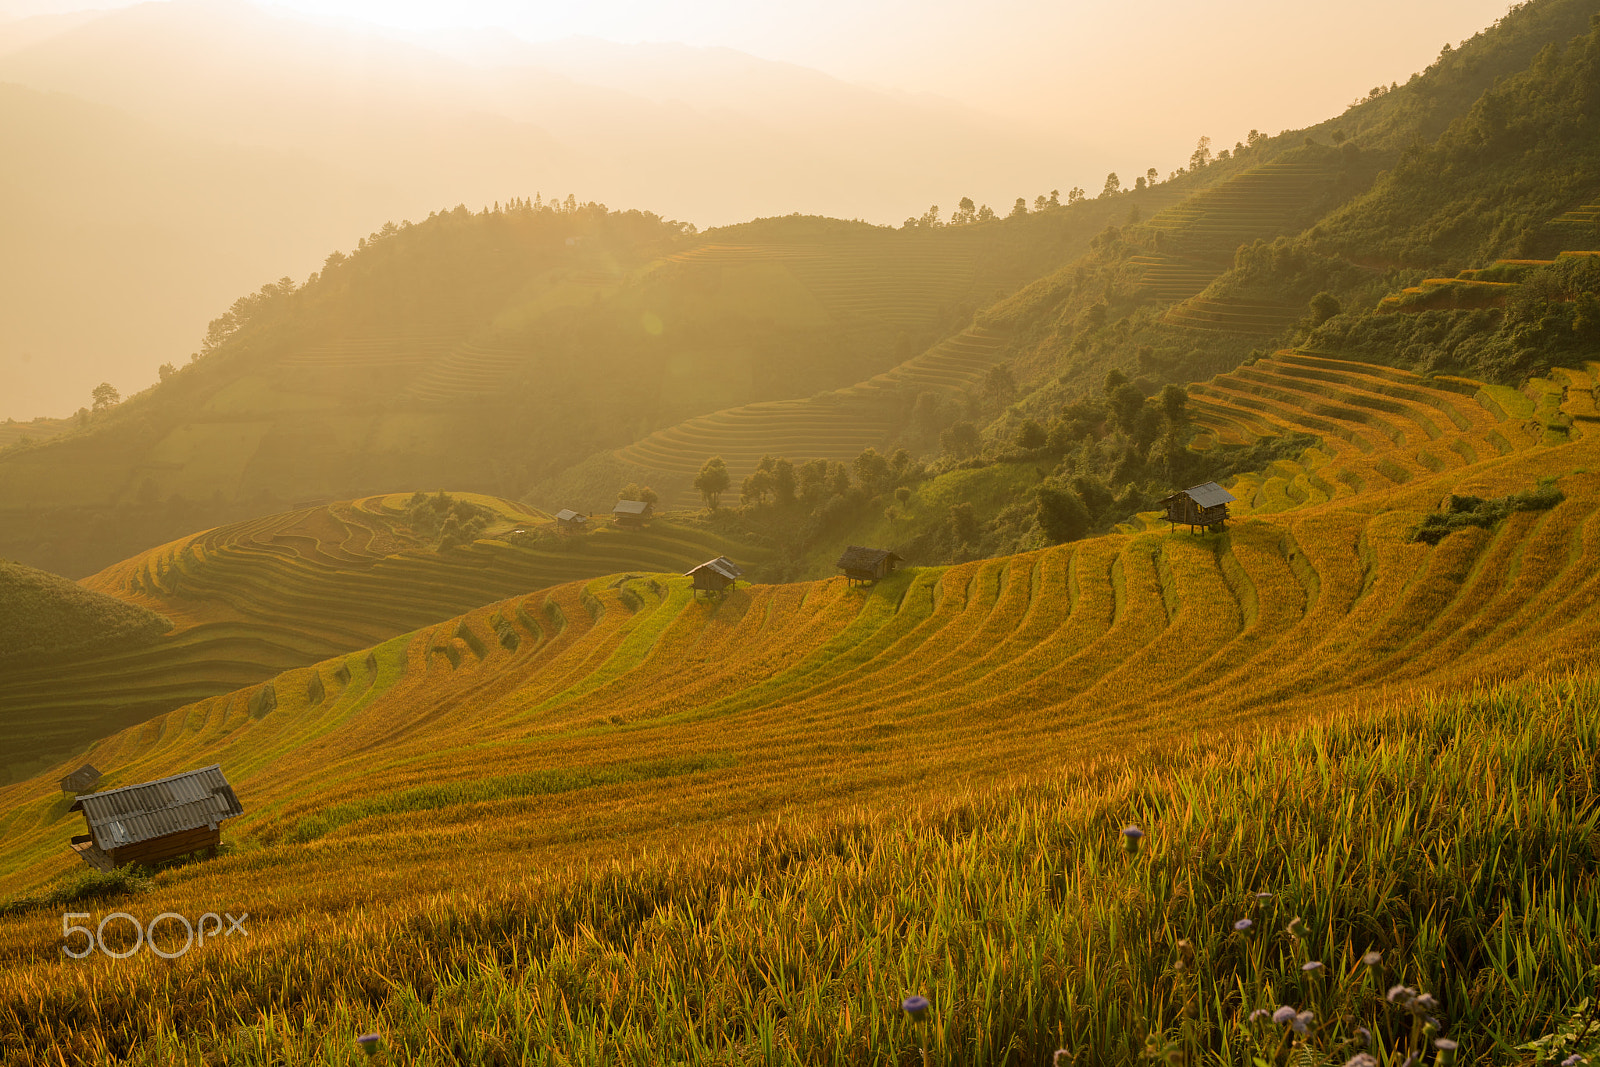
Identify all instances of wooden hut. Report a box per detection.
[555,508,589,532]
[59,764,101,795]
[835,546,903,585]
[612,499,654,527]
[1158,481,1237,533]
[69,765,242,871]
[685,556,742,598]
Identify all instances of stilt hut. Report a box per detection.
[59,764,102,795]
[1159,481,1236,533]
[612,500,654,527]
[555,508,588,532]
[686,556,742,598]
[835,546,903,585]
[69,765,243,871]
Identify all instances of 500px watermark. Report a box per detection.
[61,911,248,959]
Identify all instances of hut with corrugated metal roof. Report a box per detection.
[68,764,243,871]
[835,546,903,585]
[59,764,102,795]
[612,499,654,527]
[1158,481,1237,533]
[686,556,742,598]
[554,508,588,532]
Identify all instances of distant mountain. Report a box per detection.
[0,0,1080,420]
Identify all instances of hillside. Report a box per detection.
[0,559,170,669]
[0,201,1116,580]
[0,349,1596,1062]
[2,357,1594,887]
[0,492,761,785]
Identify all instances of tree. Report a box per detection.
[1016,419,1048,449]
[1010,197,1028,218]
[741,468,774,506]
[1247,129,1266,149]
[1190,135,1213,170]
[1100,173,1121,198]
[91,382,120,411]
[618,483,658,506]
[694,456,730,511]
[1034,195,1048,212]
[1066,187,1086,205]
[1309,292,1342,327]
[1049,189,1060,207]
[1134,175,1147,192]
[1036,484,1090,544]
[853,447,889,495]
[157,362,176,382]
[1146,168,1158,187]
[953,197,976,225]
[983,363,1016,405]
[940,421,981,459]
[1160,384,1189,424]
[772,458,797,506]
[949,502,980,546]
[976,204,996,222]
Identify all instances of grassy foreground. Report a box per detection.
[1,668,1595,1066]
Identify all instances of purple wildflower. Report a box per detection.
[1292,1010,1314,1036]
[1387,985,1417,1005]
[1234,918,1254,932]
[1122,826,1145,853]
[1255,892,1273,901]
[1362,950,1383,966]
[1560,1055,1586,1067]
[901,995,930,1021]
[1345,1055,1378,1067]
[1272,1006,1297,1025]
[355,1034,381,1058]
[1354,1027,1372,1047]
[1302,960,1324,973]
[1249,1008,1271,1022]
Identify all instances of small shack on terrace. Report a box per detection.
[59,764,101,795]
[686,556,742,598]
[835,546,903,585]
[1159,481,1237,533]
[612,499,654,527]
[554,508,588,532]
[69,764,243,871]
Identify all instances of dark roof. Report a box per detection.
[554,509,586,523]
[685,556,742,581]
[70,765,242,849]
[60,764,101,791]
[613,499,652,515]
[835,546,903,570]
[1163,481,1236,508]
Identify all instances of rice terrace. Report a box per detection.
[4,1,1600,1064]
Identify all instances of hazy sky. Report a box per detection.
[4,0,1518,161]
[215,0,1517,158]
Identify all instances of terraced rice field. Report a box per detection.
[1377,277,1517,312]
[0,418,71,449]
[1148,161,1333,259]
[0,495,758,777]
[276,332,469,374]
[4,376,1597,899]
[405,336,538,404]
[1550,199,1600,229]
[1130,254,1220,301]
[612,327,1009,507]
[1162,295,1300,334]
[1184,352,1586,512]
